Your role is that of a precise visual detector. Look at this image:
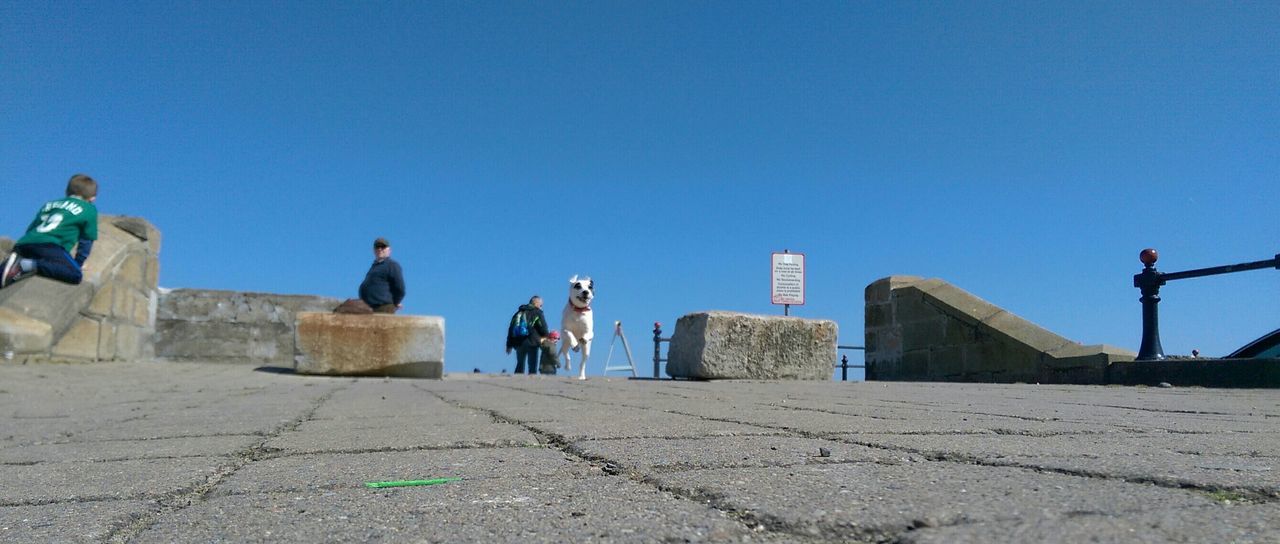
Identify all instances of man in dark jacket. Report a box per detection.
[506,295,549,374]
[359,237,405,313]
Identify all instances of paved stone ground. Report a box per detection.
[1,362,1278,543]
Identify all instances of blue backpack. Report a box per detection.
[510,309,531,338]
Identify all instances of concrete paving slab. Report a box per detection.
[648,462,1219,541]
[848,430,1280,458]
[132,478,757,543]
[0,457,224,504]
[0,500,149,543]
[844,432,1280,496]
[212,447,596,496]
[0,435,261,464]
[307,379,460,419]
[900,503,1280,544]
[525,412,784,441]
[571,435,912,473]
[69,414,293,441]
[265,419,540,454]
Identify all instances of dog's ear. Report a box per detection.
[569,275,578,284]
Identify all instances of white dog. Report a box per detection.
[559,275,594,380]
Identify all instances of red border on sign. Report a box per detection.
[770,251,806,306]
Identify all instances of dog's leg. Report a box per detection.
[560,331,578,371]
[577,341,591,380]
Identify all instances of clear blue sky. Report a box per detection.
[3,1,1277,377]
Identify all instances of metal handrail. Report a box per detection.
[835,345,865,381]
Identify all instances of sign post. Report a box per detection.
[771,250,805,316]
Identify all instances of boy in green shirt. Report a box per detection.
[2,174,99,287]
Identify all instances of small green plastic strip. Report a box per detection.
[365,477,461,489]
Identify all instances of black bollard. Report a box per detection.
[1134,248,1166,361]
[653,322,663,378]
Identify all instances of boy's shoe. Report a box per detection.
[1,253,19,288]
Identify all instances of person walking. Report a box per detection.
[505,295,549,375]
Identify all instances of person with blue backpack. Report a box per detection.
[505,295,549,375]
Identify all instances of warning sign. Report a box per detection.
[771,252,805,305]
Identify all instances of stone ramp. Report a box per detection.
[0,216,160,362]
[865,276,1135,384]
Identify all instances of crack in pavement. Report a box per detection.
[425,388,840,543]
[99,382,350,544]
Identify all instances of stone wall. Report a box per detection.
[0,216,161,362]
[864,276,1135,384]
[154,289,340,365]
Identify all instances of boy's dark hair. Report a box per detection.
[65,174,98,199]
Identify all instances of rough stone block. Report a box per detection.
[0,237,12,256]
[154,320,292,363]
[666,311,837,380]
[87,282,114,318]
[154,290,341,365]
[0,308,53,353]
[921,285,1004,327]
[900,349,930,377]
[115,252,146,290]
[294,313,445,378]
[111,216,161,257]
[0,277,94,340]
[980,310,1072,354]
[115,325,144,360]
[129,289,151,327]
[146,257,160,286]
[865,276,922,304]
[51,317,101,360]
[864,303,890,328]
[901,318,945,352]
[98,322,117,361]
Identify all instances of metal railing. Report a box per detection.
[1133,248,1279,360]
[836,345,865,381]
[652,322,671,378]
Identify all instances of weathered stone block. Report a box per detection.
[116,325,145,360]
[111,216,162,257]
[864,303,890,328]
[294,313,445,378]
[0,308,53,353]
[666,311,837,380]
[51,317,101,360]
[901,318,945,352]
[0,277,94,340]
[154,290,341,365]
[900,349,930,378]
[87,282,114,318]
[128,289,151,327]
[922,286,1003,327]
[98,322,117,361]
[115,252,146,290]
[154,320,292,363]
[980,311,1072,354]
[865,276,922,305]
[146,257,160,286]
